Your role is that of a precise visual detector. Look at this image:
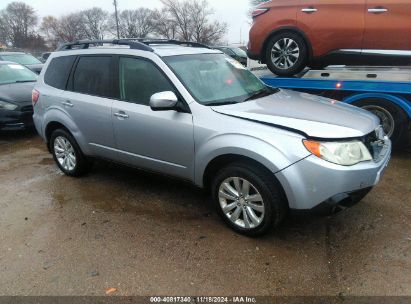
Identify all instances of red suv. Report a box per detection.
[248,0,411,76]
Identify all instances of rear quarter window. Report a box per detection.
[44,56,76,90]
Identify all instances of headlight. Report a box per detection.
[0,100,18,110]
[303,140,372,166]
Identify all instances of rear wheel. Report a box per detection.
[353,98,409,148]
[265,32,308,76]
[211,162,287,236]
[50,129,91,177]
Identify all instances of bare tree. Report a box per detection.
[189,0,227,44]
[40,16,60,48]
[41,13,86,47]
[160,0,227,44]
[115,8,155,38]
[0,15,10,44]
[152,8,178,40]
[0,1,38,47]
[160,0,193,41]
[81,7,109,40]
[58,13,87,42]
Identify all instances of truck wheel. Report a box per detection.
[265,32,308,76]
[50,129,91,177]
[211,162,287,237]
[353,98,409,148]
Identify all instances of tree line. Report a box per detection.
[0,0,228,51]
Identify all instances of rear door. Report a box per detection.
[363,0,411,50]
[297,0,366,57]
[111,56,194,180]
[63,55,116,159]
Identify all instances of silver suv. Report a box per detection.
[32,39,391,236]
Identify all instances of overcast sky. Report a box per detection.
[1,0,252,45]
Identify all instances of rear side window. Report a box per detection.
[119,57,174,106]
[44,56,76,90]
[72,56,112,98]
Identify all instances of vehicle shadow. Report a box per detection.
[0,128,38,142]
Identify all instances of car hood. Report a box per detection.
[211,89,380,139]
[0,82,35,104]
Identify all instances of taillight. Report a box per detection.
[252,8,269,18]
[32,89,40,106]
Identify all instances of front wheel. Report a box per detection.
[212,162,287,236]
[265,32,308,76]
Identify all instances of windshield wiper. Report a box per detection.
[206,101,240,106]
[14,80,36,83]
[242,87,278,102]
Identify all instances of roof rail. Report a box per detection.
[135,39,211,49]
[56,39,154,52]
[56,38,211,52]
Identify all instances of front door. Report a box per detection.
[363,0,411,51]
[112,56,194,180]
[297,0,366,57]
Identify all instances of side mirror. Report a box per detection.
[149,91,179,111]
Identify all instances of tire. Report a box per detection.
[50,129,91,177]
[265,32,308,77]
[211,162,287,237]
[353,98,409,149]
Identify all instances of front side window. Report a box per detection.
[165,53,268,105]
[0,63,37,85]
[0,54,42,65]
[119,57,174,106]
[72,56,112,98]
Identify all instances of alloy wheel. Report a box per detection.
[271,38,300,70]
[54,136,77,172]
[218,177,265,229]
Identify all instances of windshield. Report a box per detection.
[165,53,269,105]
[0,53,42,65]
[232,48,247,57]
[0,63,38,85]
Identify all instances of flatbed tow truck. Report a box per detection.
[255,66,411,148]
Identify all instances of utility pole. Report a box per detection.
[113,0,120,39]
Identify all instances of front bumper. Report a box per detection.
[0,110,34,131]
[276,141,391,210]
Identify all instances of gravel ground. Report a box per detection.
[0,130,410,296]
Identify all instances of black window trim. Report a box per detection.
[67,54,116,99]
[113,54,191,113]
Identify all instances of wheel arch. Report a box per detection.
[202,154,289,207]
[42,109,90,154]
[45,121,71,152]
[261,26,313,64]
[343,93,411,119]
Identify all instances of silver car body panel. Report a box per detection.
[33,45,392,210]
[212,89,380,139]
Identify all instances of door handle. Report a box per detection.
[301,7,318,14]
[62,101,74,108]
[114,112,129,119]
[368,7,388,14]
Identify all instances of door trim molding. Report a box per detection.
[340,49,411,56]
